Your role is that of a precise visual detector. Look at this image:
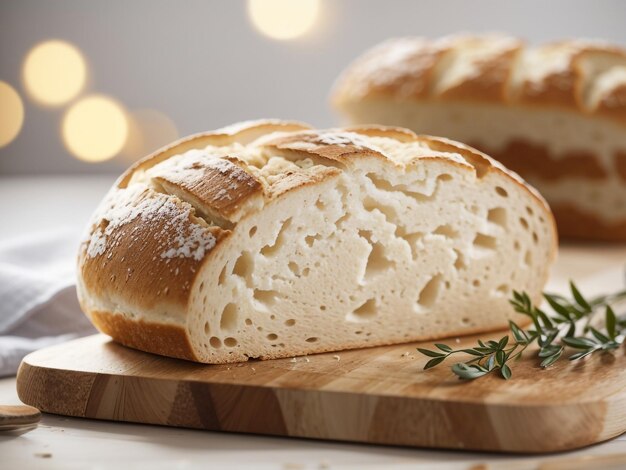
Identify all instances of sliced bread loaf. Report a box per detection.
[77,120,557,363]
[332,34,626,241]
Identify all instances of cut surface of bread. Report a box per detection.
[77,120,557,364]
[332,34,626,241]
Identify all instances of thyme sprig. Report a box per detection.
[417,282,626,380]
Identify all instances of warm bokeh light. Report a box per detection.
[62,95,128,162]
[23,40,87,106]
[248,0,319,40]
[122,109,179,161]
[0,81,24,148]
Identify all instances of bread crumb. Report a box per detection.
[251,367,256,372]
[402,352,410,357]
[304,357,310,363]
[333,355,340,361]
[455,338,461,344]
[290,357,297,363]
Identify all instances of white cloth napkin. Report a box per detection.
[0,228,96,377]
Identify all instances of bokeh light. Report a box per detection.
[122,109,179,161]
[247,0,320,40]
[23,40,87,106]
[0,81,25,148]
[62,95,128,162]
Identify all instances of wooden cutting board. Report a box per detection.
[16,333,626,453]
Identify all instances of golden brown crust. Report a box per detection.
[260,129,388,166]
[332,34,626,124]
[118,120,311,189]
[90,311,199,362]
[151,156,264,225]
[90,309,530,364]
[552,203,626,241]
[79,186,229,314]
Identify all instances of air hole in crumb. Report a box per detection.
[270,314,276,320]
[495,186,508,197]
[245,318,253,326]
[433,224,459,238]
[285,319,296,326]
[519,217,529,230]
[417,274,443,308]
[526,206,534,216]
[209,337,222,349]
[347,298,377,323]
[306,337,319,343]
[261,218,292,257]
[361,231,395,280]
[220,303,238,332]
[473,233,497,252]
[438,173,453,182]
[305,233,322,247]
[532,232,538,243]
[524,250,532,266]
[253,289,279,310]
[472,279,481,287]
[487,207,507,227]
[453,249,466,270]
[315,199,326,210]
[224,337,238,347]
[218,265,227,285]
[514,240,521,251]
[267,333,278,341]
[204,322,210,335]
[288,261,300,276]
[461,317,471,325]
[320,305,327,311]
[233,251,253,279]
[249,226,258,238]
[495,284,509,295]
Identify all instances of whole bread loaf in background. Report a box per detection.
[77,120,556,364]
[332,34,626,241]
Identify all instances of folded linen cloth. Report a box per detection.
[0,228,96,377]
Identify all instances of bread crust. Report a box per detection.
[332,34,626,124]
[78,119,556,364]
[89,308,532,363]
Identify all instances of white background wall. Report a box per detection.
[2,0,626,174]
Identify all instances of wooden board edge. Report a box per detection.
[15,356,625,454]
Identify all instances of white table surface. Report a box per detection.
[1,175,626,470]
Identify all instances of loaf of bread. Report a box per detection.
[77,120,556,364]
[332,34,626,241]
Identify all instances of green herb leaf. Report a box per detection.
[435,343,453,353]
[424,356,446,369]
[451,363,488,380]
[562,336,597,349]
[570,282,591,312]
[417,348,445,358]
[606,306,617,340]
[501,364,512,380]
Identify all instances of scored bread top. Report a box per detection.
[332,34,626,124]
[78,120,556,357]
